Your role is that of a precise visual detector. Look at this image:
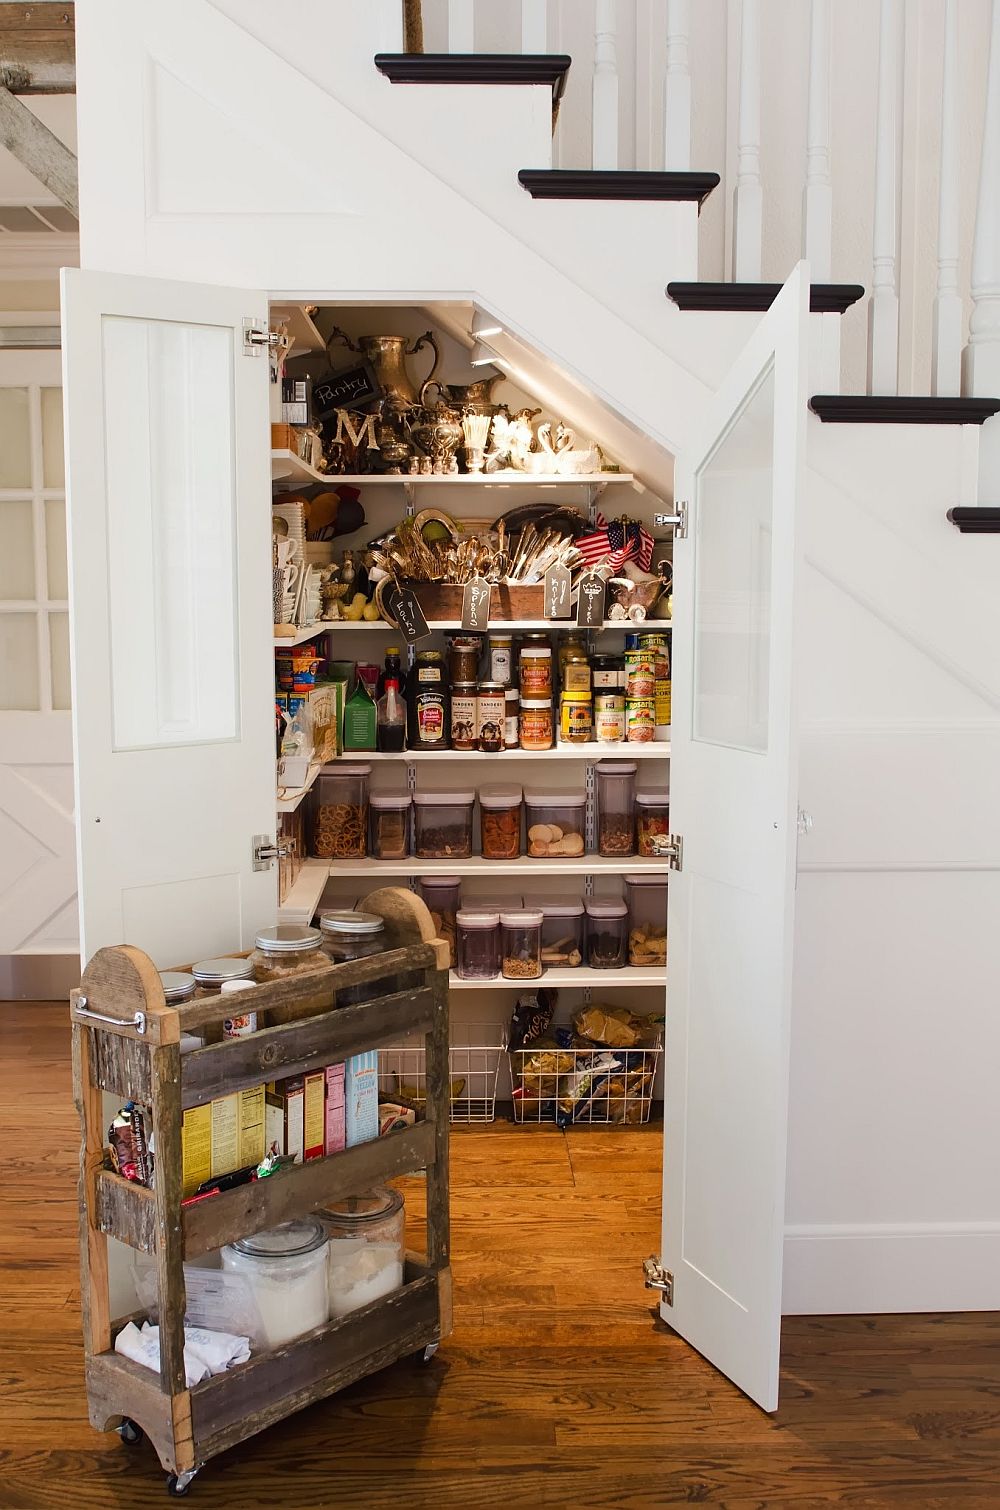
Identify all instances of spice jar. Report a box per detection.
[413,790,475,858]
[636,788,671,857]
[559,690,593,744]
[159,970,196,1004]
[592,654,624,690]
[317,1187,405,1319]
[504,687,520,748]
[562,653,592,694]
[476,682,506,753]
[450,682,478,751]
[456,907,501,980]
[488,633,513,686]
[369,790,412,860]
[250,924,324,983]
[584,897,629,969]
[221,1219,328,1349]
[596,760,637,857]
[319,910,391,1005]
[448,635,481,685]
[519,697,553,751]
[191,957,255,995]
[523,893,585,967]
[519,644,553,699]
[419,875,461,967]
[594,689,626,744]
[312,764,371,859]
[624,874,668,966]
[501,907,543,979]
[479,785,523,860]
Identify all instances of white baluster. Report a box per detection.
[592,0,619,171]
[448,0,475,53]
[964,0,1000,410]
[732,0,762,282]
[868,0,900,395]
[932,0,962,396]
[802,0,832,281]
[664,0,691,172]
[522,0,547,54]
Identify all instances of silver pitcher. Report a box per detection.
[327,329,439,411]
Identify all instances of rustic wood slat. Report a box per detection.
[182,1118,437,1258]
[425,966,451,1272]
[0,5,75,95]
[190,1274,441,1461]
[88,1026,152,1102]
[180,984,436,1108]
[150,1036,187,1399]
[84,1351,183,1475]
[71,1021,110,1361]
[74,947,177,1044]
[94,1170,157,1253]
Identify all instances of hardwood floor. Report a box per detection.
[2,1002,999,1508]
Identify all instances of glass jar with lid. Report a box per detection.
[316,1187,405,1318]
[250,925,325,984]
[320,909,394,1006]
[419,875,461,966]
[447,635,481,686]
[504,686,520,748]
[519,697,553,751]
[559,691,593,745]
[159,970,196,1005]
[500,907,543,979]
[488,633,513,686]
[476,682,506,754]
[456,907,500,979]
[591,654,624,690]
[220,1218,328,1349]
[557,631,587,684]
[562,654,592,695]
[584,896,629,969]
[191,957,255,996]
[519,640,553,699]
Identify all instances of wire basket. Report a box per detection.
[379,1023,508,1124]
[511,1036,663,1126]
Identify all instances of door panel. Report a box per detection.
[61,270,277,966]
[661,263,809,1412]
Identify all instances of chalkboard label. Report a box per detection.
[312,362,380,419]
[576,570,606,628]
[386,584,431,644]
[461,576,492,633]
[544,562,572,620]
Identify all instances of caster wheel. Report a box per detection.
[417,1343,439,1366]
[117,1417,142,1446]
[165,1470,197,1497]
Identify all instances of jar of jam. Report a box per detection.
[560,691,593,744]
[448,636,481,685]
[520,697,553,751]
[504,687,520,748]
[450,681,477,750]
[520,645,552,699]
[488,633,513,686]
[476,682,506,753]
[592,654,624,690]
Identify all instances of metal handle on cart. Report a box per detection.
[74,996,147,1036]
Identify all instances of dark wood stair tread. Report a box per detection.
[518,169,719,207]
[810,395,1000,425]
[374,53,571,102]
[667,281,864,314]
[947,507,1000,532]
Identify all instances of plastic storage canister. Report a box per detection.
[504,687,520,748]
[418,875,461,967]
[584,897,629,969]
[595,760,637,857]
[220,1219,328,1349]
[369,790,412,860]
[479,785,523,860]
[316,1187,405,1319]
[450,682,478,751]
[636,788,671,857]
[488,633,513,686]
[191,957,255,995]
[413,790,475,859]
[312,763,371,859]
[456,908,501,980]
[624,874,668,966]
[519,697,553,751]
[523,893,584,967]
[519,645,553,699]
[524,790,586,857]
[250,925,325,984]
[501,908,543,979]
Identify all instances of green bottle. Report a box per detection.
[343,678,377,752]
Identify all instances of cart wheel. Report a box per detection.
[165,1470,197,1497]
[117,1417,143,1446]
[416,1343,438,1366]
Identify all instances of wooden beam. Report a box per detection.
[0,84,77,213]
[0,2,74,94]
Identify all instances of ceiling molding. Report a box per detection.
[0,231,77,276]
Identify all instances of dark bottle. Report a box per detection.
[377,677,406,753]
[407,650,450,750]
[377,645,407,699]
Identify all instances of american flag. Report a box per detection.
[575,512,655,573]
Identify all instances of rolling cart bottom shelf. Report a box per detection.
[87,1259,450,1486]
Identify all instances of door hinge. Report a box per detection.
[666,833,683,871]
[653,499,688,540]
[243,318,280,356]
[252,833,288,871]
[643,1256,674,1305]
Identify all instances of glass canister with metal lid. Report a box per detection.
[159,970,197,1005]
[220,1218,329,1348]
[191,957,255,997]
[319,909,394,1006]
[249,925,325,985]
[316,1187,405,1318]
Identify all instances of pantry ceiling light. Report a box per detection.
[471,310,503,339]
[469,341,500,367]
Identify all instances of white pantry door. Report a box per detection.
[61,270,278,967]
[661,263,809,1411]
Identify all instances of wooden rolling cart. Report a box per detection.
[72,889,451,1496]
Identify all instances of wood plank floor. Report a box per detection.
[2,1003,1000,1508]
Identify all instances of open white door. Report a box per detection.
[62,270,278,967]
[660,263,809,1411]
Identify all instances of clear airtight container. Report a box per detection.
[524,790,586,858]
[584,896,629,969]
[479,785,523,861]
[413,789,475,859]
[624,874,668,966]
[316,1187,405,1319]
[636,788,671,858]
[419,875,461,968]
[522,893,585,968]
[596,760,637,858]
[500,908,543,979]
[456,907,501,980]
[312,763,371,859]
[369,790,412,860]
[220,1219,328,1349]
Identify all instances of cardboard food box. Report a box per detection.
[346,1051,380,1147]
[303,1070,326,1161]
[324,1063,346,1156]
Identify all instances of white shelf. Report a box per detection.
[318,619,671,632]
[323,856,669,878]
[329,743,670,761]
[276,761,322,813]
[273,623,328,647]
[449,966,665,990]
[293,471,634,488]
[270,302,326,357]
[277,859,330,924]
[271,449,329,484]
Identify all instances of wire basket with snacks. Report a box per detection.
[379,1023,509,1123]
[508,993,663,1126]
